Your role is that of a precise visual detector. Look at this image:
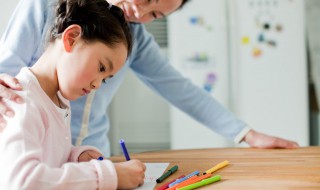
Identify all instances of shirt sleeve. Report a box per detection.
[129,24,251,142]
[0,96,117,190]
[0,0,53,75]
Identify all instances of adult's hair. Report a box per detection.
[180,0,189,9]
[50,0,132,56]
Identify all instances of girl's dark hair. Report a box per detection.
[50,0,132,56]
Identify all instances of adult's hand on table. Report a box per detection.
[243,129,299,149]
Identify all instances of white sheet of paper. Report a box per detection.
[135,163,170,190]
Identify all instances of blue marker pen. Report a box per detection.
[168,170,200,187]
[119,139,131,161]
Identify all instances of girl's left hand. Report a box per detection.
[78,150,104,162]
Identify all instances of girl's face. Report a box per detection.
[109,0,183,23]
[57,39,127,100]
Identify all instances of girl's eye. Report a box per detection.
[99,63,106,72]
[148,0,153,3]
[102,75,113,84]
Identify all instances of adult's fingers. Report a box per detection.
[0,98,15,118]
[0,73,23,90]
[0,115,7,132]
[0,84,24,103]
[274,138,299,149]
[0,73,24,104]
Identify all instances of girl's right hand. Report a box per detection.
[0,73,24,131]
[114,159,146,189]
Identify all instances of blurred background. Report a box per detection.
[1,0,319,156]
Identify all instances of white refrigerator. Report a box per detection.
[168,0,309,149]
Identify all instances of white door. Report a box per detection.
[168,0,233,149]
[229,0,309,146]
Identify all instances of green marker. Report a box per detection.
[177,175,221,190]
[156,165,178,183]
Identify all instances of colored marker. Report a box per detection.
[165,176,198,190]
[177,175,221,190]
[97,156,104,160]
[156,165,178,183]
[174,173,212,189]
[119,139,131,161]
[203,160,229,174]
[156,175,185,190]
[169,171,199,187]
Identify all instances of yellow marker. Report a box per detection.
[203,160,229,174]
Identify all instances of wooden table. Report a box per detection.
[111,147,320,190]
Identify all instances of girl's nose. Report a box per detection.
[91,80,101,90]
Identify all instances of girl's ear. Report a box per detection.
[62,25,82,52]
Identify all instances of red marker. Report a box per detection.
[156,175,185,190]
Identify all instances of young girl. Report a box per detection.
[0,0,145,189]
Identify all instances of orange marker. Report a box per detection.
[175,173,212,189]
[165,176,198,190]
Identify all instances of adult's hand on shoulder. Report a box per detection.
[0,73,24,131]
[243,129,299,149]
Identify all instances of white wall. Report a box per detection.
[0,0,20,37]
